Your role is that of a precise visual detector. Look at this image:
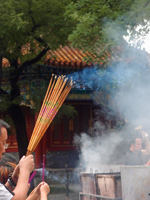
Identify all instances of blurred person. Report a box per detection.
[0,153,18,183]
[124,128,150,165]
[0,153,50,200]
[135,126,150,154]
[0,160,16,184]
[0,161,50,200]
[0,119,35,200]
[0,153,18,165]
[0,119,10,160]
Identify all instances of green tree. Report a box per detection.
[1,0,150,158]
[0,0,75,157]
[65,0,150,63]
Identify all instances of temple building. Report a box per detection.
[1,45,124,168]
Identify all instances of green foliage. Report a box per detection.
[125,0,150,27]
[0,0,75,110]
[19,79,48,111]
[18,77,77,120]
[53,104,78,123]
[0,93,23,112]
[65,0,150,62]
[0,95,11,112]
[1,0,150,114]
[65,0,131,46]
[0,0,74,60]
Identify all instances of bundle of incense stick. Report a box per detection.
[26,74,73,156]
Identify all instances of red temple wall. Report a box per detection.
[6,101,93,168]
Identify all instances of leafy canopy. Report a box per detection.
[0,0,74,61]
[0,0,76,114]
[65,0,150,60]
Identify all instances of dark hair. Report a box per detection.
[0,119,10,135]
[0,153,17,184]
[0,162,16,184]
[0,153,18,165]
[130,129,142,144]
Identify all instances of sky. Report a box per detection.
[142,34,150,53]
[124,23,150,53]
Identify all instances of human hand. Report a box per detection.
[32,182,43,194]
[145,160,150,166]
[11,164,19,183]
[27,183,41,200]
[40,182,50,195]
[142,131,149,137]
[19,155,35,174]
[28,182,50,200]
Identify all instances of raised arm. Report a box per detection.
[26,182,50,200]
[141,131,150,154]
[6,155,35,200]
[40,182,50,200]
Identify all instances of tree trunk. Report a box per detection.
[7,48,50,158]
[8,104,29,158]
[0,56,3,88]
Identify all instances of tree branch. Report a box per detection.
[35,37,49,49]
[0,56,3,88]
[18,47,50,75]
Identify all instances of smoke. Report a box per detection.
[35,168,79,185]
[68,22,150,172]
[74,124,124,172]
[111,47,150,130]
[35,168,67,184]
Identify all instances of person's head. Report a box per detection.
[0,153,17,184]
[130,137,143,152]
[0,162,16,184]
[0,153,18,165]
[0,119,10,159]
[130,131,143,152]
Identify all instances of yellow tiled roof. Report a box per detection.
[45,45,91,68]
[2,45,92,68]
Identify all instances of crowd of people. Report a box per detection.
[0,119,50,200]
[0,117,150,199]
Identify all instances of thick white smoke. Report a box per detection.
[74,122,126,172]
[73,23,150,172]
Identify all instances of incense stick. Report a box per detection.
[27,74,55,153]
[32,81,73,150]
[26,75,74,156]
[29,171,37,183]
[42,154,45,182]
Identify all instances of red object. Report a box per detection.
[42,154,45,181]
